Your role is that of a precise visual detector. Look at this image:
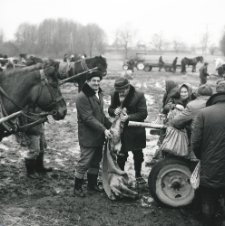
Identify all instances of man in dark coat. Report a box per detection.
[74,70,112,197]
[158,56,164,72]
[199,62,209,85]
[108,77,148,184]
[191,81,225,226]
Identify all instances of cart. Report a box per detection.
[128,121,196,208]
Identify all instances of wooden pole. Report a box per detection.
[0,111,22,124]
[128,121,167,129]
[59,67,98,86]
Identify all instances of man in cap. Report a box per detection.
[74,70,112,197]
[108,77,148,185]
[191,81,225,226]
[199,62,209,85]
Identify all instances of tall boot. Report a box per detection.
[74,177,85,197]
[25,159,39,179]
[87,173,103,192]
[134,160,146,184]
[36,152,52,173]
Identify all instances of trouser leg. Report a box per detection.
[75,146,102,179]
[117,150,128,171]
[132,150,144,178]
[201,186,220,226]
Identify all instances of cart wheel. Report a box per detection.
[136,62,145,71]
[148,158,194,207]
[123,65,128,70]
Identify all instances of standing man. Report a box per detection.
[172,57,178,73]
[63,54,68,62]
[108,77,148,184]
[191,80,225,226]
[199,62,209,85]
[74,70,112,197]
[158,56,164,72]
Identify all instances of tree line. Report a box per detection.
[0,18,107,58]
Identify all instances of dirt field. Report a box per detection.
[0,53,223,226]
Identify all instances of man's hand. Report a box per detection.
[104,129,112,139]
[114,107,122,116]
[120,113,129,122]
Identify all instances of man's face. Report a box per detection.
[87,77,101,91]
[118,87,130,102]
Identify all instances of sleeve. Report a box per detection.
[108,93,117,117]
[162,98,176,114]
[128,93,148,121]
[104,116,112,129]
[76,96,106,133]
[191,113,204,159]
[169,105,192,129]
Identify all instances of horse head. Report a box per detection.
[30,61,67,120]
[197,56,204,63]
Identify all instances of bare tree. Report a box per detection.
[0,29,4,45]
[200,26,210,55]
[151,33,164,51]
[118,25,137,59]
[172,37,182,53]
[209,45,216,55]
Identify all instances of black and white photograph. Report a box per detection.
[0,0,225,225]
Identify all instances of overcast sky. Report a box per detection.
[1,0,225,46]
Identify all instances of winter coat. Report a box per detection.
[76,83,112,147]
[199,65,209,79]
[192,93,225,188]
[163,83,195,114]
[169,95,209,137]
[108,85,147,152]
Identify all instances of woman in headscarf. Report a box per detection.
[162,82,195,114]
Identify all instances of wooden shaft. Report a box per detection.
[0,111,22,124]
[128,121,167,129]
[59,67,98,85]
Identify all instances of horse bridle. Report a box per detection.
[34,69,64,114]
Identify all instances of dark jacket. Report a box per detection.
[76,83,111,147]
[163,83,194,114]
[108,85,147,152]
[170,95,209,137]
[199,65,209,79]
[192,93,225,188]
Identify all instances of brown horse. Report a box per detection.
[58,56,108,92]
[0,62,67,140]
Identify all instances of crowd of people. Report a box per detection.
[1,53,224,226]
[71,66,225,226]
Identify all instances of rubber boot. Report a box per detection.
[87,173,103,192]
[25,159,39,179]
[74,177,85,197]
[36,152,52,173]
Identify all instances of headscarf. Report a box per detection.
[179,83,193,107]
[162,80,179,107]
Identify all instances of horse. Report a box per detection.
[58,55,108,92]
[0,61,67,140]
[181,56,204,73]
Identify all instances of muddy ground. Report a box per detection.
[0,54,221,226]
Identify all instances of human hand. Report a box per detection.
[114,108,122,116]
[104,129,112,139]
[176,104,184,111]
[120,113,129,122]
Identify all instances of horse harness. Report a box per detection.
[0,69,63,134]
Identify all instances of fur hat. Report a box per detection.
[86,70,103,81]
[216,80,225,93]
[114,77,130,91]
[197,84,213,96]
